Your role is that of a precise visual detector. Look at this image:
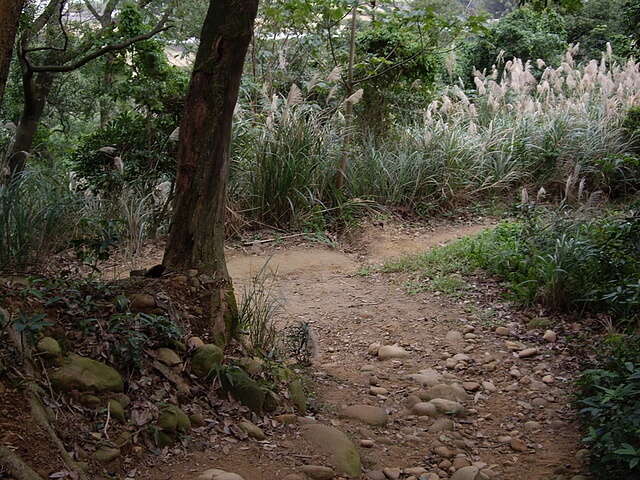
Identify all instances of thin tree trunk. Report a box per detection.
[336,4,358,190]
[0,0,26,109]
[6,71,54,177]
[163,0,259,347]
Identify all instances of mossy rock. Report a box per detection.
[527,317,552,330]
[153,429,173,448]
[36,336,62,358]
[301,424,361,477]
[191,344,224,378]
[157,404,190,433]
[221,369,265,414]
[50,354,123,392]
[107,399,125,423]
[288,379,307,416]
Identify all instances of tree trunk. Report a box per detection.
[0,0,25,109]
[162,0,259,347]
[6,71,54,177]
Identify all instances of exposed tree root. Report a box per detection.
[0,446,42,480]
[1,307,89,480]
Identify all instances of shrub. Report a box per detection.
[575,334,640,479]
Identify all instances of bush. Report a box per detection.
[575,334,640,479]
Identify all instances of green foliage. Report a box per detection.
[69,110,177,194]
[575,335,640,479]
[469,6,567,78]
[108,312,183,369]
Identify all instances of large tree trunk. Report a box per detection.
[162,0,259,347]
[0,0,25,109]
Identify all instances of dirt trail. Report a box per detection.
[149,219,587,480]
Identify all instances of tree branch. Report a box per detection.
[28,13,173,73]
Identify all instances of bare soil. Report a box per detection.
[0,218,590,480]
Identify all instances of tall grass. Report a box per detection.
[0,166,84,268]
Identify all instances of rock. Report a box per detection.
[495,326,510,336]
[428,418,455,433]
[340,405,388,426]
[36,336,62,359]
[542,375,555,384]
[50,354,123,392]
[518,347,538,359]
[237,357,264,375]
[190,413,206,427]
[411,402,438,418]
[365,471,387,480]
[107,399,125,423]
[452,458,472,469]
[198,469,245,480]
[404,467,427,477]
[434,445,454,458]
[187,336,205,349]
[289,379,307,416]
[79,394,101,408]
[527,317,552,330]
[543,330,557,342]
[360,439,374,448]
[275,414,299,425]
[409,369,445,387]
[523,421,541,432]
[482,381,497,392]
[221,369,265,414]
[450,466,481,480]
[156,347,182,366]
[510,438,527,452]
[191,344,224,378]
[301,424,361,477]
[157,404,190,433]
[263,389,281,412]
[369,386,388,396]
[94,445,121,462]
[368,343,382,355]
[378,344,410,361]
[382,467,401,479]
[129,293,155,310]
[239,420,266,440]
[428,398,466,417]
[462,381,481,392]
[423,384,464,402]
[300,465,334,480]
[154,430,173,447]
[505,341,526,351]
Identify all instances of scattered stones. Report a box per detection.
[339,405,388,426]
[543,330,558,342]
[377,344,410,360]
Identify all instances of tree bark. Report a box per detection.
[0,0,26,110]
[163,0,259,347]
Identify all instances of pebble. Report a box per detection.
[495,326,510,336]
[428,418,455,433]
[378,344,410,360]
[450,466,480,480]
[434,446,454,458]
[382,467,402,479]
[543,330,557,342]
[369,375,380,386]
[404,467,427,476]
[462,381,481,392]
[411,402,438,418]
[299,465,334,480]
[524,421,541,432]
[542,375,555,384]
[197,469,245,480]
[518,347,539,358]
[368,343,382,356]
[482,381,497,392]
[360,439,374,448]
[369,386,388,396]
[365,471,386,480]
[510,438,527,452]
